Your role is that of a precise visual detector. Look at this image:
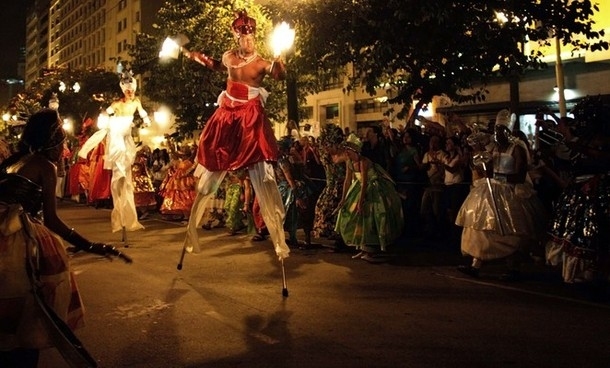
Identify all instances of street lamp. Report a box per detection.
[153,106,171,128]
[62,118,74,134]
[554,37,567,117]
[58,81,81,93]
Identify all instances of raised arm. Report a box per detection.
[183,50,224,72]
[267,57,286,80]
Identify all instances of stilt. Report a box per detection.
[281,257,289,298]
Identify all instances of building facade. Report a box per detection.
[294,6,610,139]
[23,0,169,148]
[26,0,164,86]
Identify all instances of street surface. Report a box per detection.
[39,202,610,368]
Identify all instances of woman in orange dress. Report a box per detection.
[160,152,197,220]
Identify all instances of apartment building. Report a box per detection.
[24,1,610,141]
[25,0,50,86]
[25,0,164,86]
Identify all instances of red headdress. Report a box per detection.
[232,10,256,37]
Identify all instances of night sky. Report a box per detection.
[0,1,28,79]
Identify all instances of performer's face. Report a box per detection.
[123,88,135,100]
[46,140,65,163]
[346,149,359,161]
[238,34,256,54]
[494,125,511,145]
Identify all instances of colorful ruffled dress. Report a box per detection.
[545,154,610,283]
[456,143,548,260]
[0,172,84,350]
[335,160,403,252]
[160,158,197,219]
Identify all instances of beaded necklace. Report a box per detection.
[229,49,258,69]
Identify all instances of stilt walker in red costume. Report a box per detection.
[177,11,291,293]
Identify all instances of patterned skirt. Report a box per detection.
[335,176,403,252]
[0,204,84,350]
[545,174,610,283]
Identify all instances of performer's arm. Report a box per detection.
[136,100,151,126]
[183,50,223,72]
[38,158,131,262]
[242,177,252,213]
[357,158,369,213]
[507,145,528,184]
[341,162,353,202]
[268,57,286,80]
[106,104,116,116]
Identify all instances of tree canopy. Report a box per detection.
[267,0,608,120]
[6,67,123,136]
[130,0,293,138]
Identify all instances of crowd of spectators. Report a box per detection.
[0,118,558,250]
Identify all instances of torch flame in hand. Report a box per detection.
[159,37,181,59]
[270,22,295,58]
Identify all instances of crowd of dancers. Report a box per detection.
[1,10,608,366]
[42,95,609,285]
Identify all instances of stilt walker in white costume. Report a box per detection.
[79,71,151,242]
[175,11,293,295]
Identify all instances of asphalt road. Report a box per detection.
[38,202,610,368]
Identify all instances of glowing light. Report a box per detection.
[151,135,166,148]
[58,81,67,93]
[550,88,578,102]
[97,114,109,129]
[159,37,181,59]
[62,118,73,133]
[270,22,295,57]
[495,11,520,24]
[72,82,80,93]
[154,107,171,128]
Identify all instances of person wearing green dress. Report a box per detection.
[223,169,248,235]
[335,133,404,263]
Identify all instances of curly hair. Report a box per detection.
[18,109,65,153]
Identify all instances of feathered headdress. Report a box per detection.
[119,70,137,93]
[342,133,363,154]
[494,109,515,131]
[278,136,294,153]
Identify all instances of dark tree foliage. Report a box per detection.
[268,0,608,120]
[8,68,122,134]
[130,0,292,138]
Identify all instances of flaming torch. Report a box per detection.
[159,34,190,60]
[270,21,295,57]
